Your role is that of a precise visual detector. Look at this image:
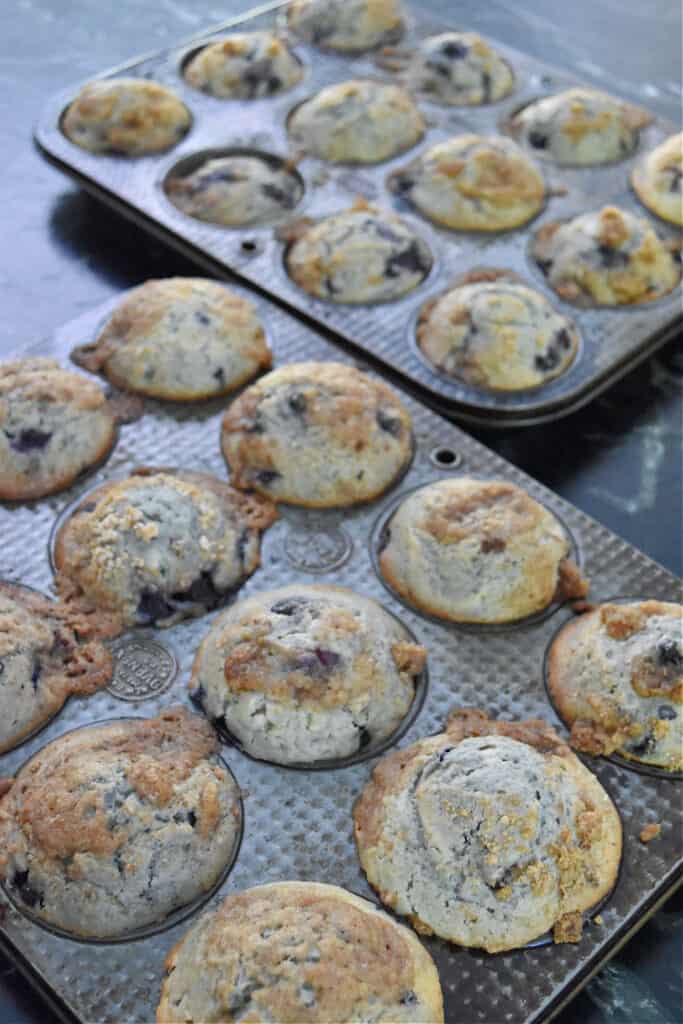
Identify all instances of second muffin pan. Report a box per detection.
[34,0,682,426]
[0,285,680,1024]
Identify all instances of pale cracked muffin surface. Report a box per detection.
[287,0,405,53]
[183,31,303,99]
[156,881,444,1023]
[165,154,304,227]
[288,79,424,164]
[401,31,514,106]
[388,134,545,231]
[282,200,433,304]
[632,132,683,227]
[73,278,271,401]
[353,708,622,952]
[0,582,113,755]
[547,600,683,772]
[377,477,588,624]
[0,358,117,501]
[221,361,413,507]
[0,708,242,939]
[62,77,191,155]
[191,584,426,765]
[533,205,680,306]
[53,468,277,632]
[417,270,578,391]
[509,88,650,166]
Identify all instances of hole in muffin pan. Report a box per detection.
[428,446,461,469]
[189,605,429,773]
[543,598,683,781]
[369,479,583,635]
[0,717,244,944]
[161,147,306,229]
[500,95,644,167]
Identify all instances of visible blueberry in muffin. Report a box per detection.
[183,32,303,99]
[401,32,514,106]
[632,133,683,227]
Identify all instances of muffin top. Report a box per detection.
[221,361,413,507]
[388,134,545,231]
[62,77,191,155]
[282,200,433,304]
[0,358,117,501]
[157,881,444,1023]
[632,132,683,227]
[0,582,112,755]
[190,584,426,765]
[509,88,650,166]
[53,468,277,631]
[287,0,405,53]
[288,79,424,164]
[533,205,680,306]
[354,708,622,952]
[73,278,271,401]
[0,708,241,940]
[378,477,588,623]
[547,600,683,772]
[417,270,578,390]
[183,31,303,99]
[402,31,514,106]
[165,154,304,227]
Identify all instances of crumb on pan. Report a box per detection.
[639,823,662,844]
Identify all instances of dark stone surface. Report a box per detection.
[0,2,680,1023]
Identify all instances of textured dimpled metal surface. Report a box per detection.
[33,0,683,427]
[0,288,680,1024]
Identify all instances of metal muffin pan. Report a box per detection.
[34,0,682,427]
[0,288,681,1024]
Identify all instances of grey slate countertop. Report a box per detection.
[0,1,681,1022]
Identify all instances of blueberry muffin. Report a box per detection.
[221,362,412,507]
[632,133,683,227]
[183,31,303,99]
[417,270,578,390]
[191,584,426,766]
[533,205,680,306]
[288,80,424,164]
[62,78,191,156]
[509,88,650,166]
[377,477,588,624]
[53,468,277,632]
[282,200,432,304]
[286,0,405,53]
[354,708,622,952]
[73,279,271,401]
[547,601,682,772]
[0,582,113,755]
[0,709,241,939]
[400,31,514,106]
[165,154,304,227]
[0,358,118,501]
[156,881,444,1023]
[388,135,545,231]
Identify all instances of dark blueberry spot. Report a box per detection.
[597,244,629,269]
[425,57,451,79]
[261,182,290,207]
[437,746,455,764]
[528,130,548,150]
[195,311,211,326]
[536,258,553,276]
[296,647,341,677]
[228,991,253,1016]
[287,391,307,415]
[271,597,307,616]
[556,328,572,350]
[442,40,468,59]
[172,571,222,608]
[481,71,492,102]
[535,790,542,800]
[80,502,97,513]
[137,589,175,623]
[11,870,43,909]
[628,732,656,757]
[254,469,280,486]
[658,705,677,721]
[374,221,405,245]
[657,638,682,667]
[267,76,282,94]
[173,810,197,826]
[242,59,273,96]
[358,726,372,750]
[194,168,239,190]
[236,527,252,567]
[245,413,265,434]
[315,647,340,670]
[241,239,258,254]
[30,660,41,691]
[187,810,197,827]
[7,428,52,453]
[400,991,418,1006]
[385,241,431,279]
[667,168,682,193]
[376,409,403,438]
[534,345,561,372]
[391,173,414,195]
[213,367,225,383]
